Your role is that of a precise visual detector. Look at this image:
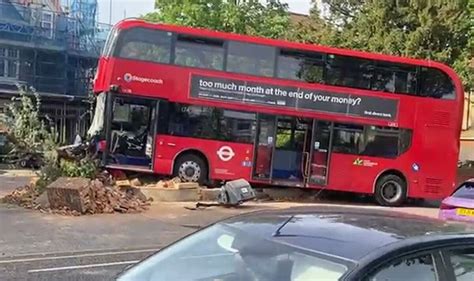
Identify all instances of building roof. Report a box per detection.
[289,12,310,25]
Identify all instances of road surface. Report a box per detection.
[0,200,442,281]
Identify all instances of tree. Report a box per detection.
[143,0,290,39]
[2,86,57,157]
[297,0,472,88]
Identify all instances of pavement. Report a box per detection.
[461,127,474,140]
[460,139,474,163]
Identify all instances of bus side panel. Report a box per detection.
[325,153,412,195]
[153,135,254,181]
[412,101,459,199]
[414,126,458,199]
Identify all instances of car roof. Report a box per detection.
[220,206,474,262]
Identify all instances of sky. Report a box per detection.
[97,0,312,25]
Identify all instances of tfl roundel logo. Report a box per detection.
[124,73,132,82]
[217,146,235,162]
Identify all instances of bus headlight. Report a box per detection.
[412,163,420,172]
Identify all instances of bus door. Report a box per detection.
[307,121,333,186]
[103,93,158,172]
[271,117,313,187]
[252,114,275,182]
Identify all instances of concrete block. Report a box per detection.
[139,187,199,202]
[47,177,90,213]
[199,188,221,201]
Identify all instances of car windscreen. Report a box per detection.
[453,183,474,199]
[116,223,349,281]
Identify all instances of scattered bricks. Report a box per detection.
[116,180,131,187]
[1,184,39,207]
[124,187,148,202]
[4,175,151,215]
[130,178,142,187]
[176,182,199,190]
[33,192,50,209]
[158,177,181,189]
[29,177,40,188]
[47,177,90,213]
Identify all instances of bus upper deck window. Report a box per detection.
[114,27,172,64]
[175,35,224,70]
[226,41,276,77]
[372,62,417,95]
[325,55,373,90]
[278,49,324,83]
[419,67,455,99]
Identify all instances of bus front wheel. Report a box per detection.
[375,174,407,207]
[173,154,208,185]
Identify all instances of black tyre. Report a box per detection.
[374,174,407,206]
[19,159,28,168]
[173,154,208,184]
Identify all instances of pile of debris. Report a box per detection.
[1,176,151,215]
[142,177,200,190]
[1,183,40,208]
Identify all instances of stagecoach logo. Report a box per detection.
[353,158,378,167]
[123,73,164,84]
[217,146,235,162]
[124,73,133,82]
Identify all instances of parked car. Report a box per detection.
[439,179,474,222]
[116,207,474,281]
[17,152,43,169]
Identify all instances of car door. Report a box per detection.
[349,242,474,281]
[363,251,447,281]
[441,247,474,280]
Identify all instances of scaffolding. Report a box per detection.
[0,0,111,143]
[0,0,107,56]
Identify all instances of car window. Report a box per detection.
[117,224,349,281]
[446,248,474,281]
[452,183,474,199]
[368,254,437,281]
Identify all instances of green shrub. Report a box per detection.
[60,158,98,179]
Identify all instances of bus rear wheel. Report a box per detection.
[173,154,208,185]
[375,174,407,207]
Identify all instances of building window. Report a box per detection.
[0,47,20,79]
[41,12,54,39]
[226,41,276,77]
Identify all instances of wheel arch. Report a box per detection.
[373,169,408,194]
[172,148,210,179]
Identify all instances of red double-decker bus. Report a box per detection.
[91,19,463,206]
